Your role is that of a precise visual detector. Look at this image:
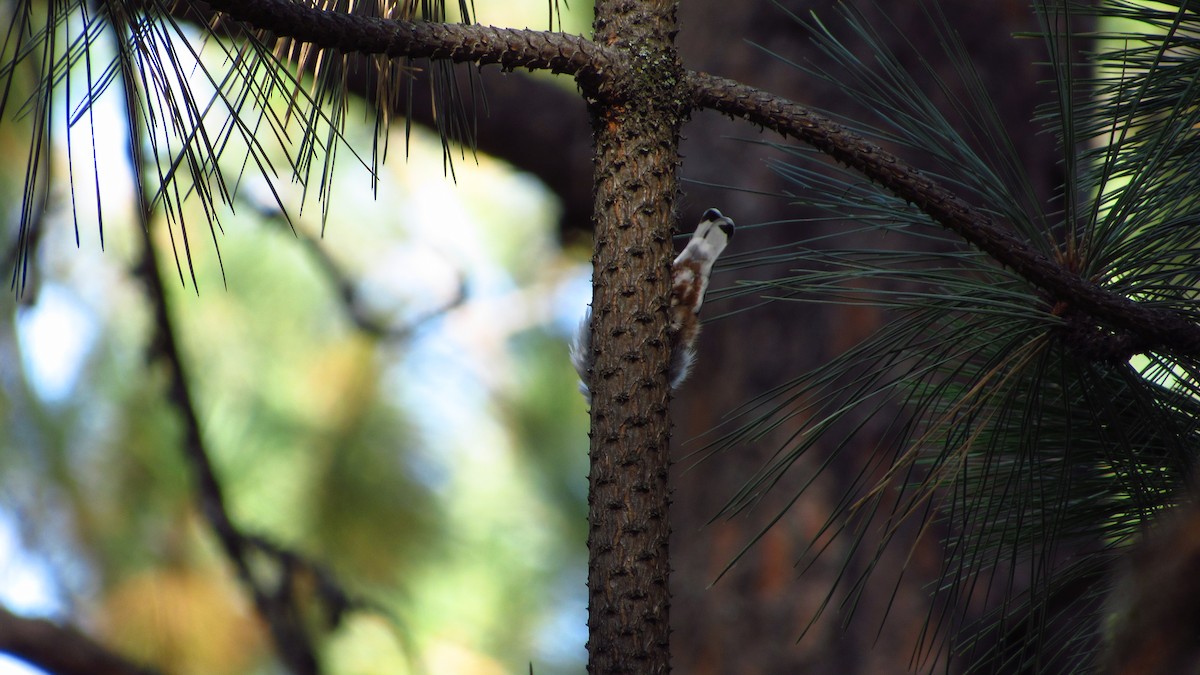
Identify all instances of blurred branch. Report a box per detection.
[687,70,1200,358]
[243,534,374,629]
[0,604,161,675]
[371,69,593,240]
[2,193,44,305]
[131,156,321,675]
[283,220,467,342]
[115,37,364,675]
[3,71,49,302]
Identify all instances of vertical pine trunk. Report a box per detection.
[584,1,684,672]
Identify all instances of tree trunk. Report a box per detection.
[584,2,685,672]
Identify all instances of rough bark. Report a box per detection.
[582,3,684,672]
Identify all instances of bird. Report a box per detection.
[571,208,735,404]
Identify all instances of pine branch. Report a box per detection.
[162,3,595,236]
[0,604,161,675]
[195,0,622,81]
[687,70,1200,359]
[190,1,1200,361]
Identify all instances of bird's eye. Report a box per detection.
[719,222,734,240]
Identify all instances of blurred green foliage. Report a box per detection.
[0,52,590,675]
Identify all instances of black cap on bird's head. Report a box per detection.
[701,207,735,241]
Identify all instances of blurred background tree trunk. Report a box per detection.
[664,2,1063,673]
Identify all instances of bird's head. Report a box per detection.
[675,208,736,271]
[696,207,735,254]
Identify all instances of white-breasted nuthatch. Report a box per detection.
[571,208,735,404]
